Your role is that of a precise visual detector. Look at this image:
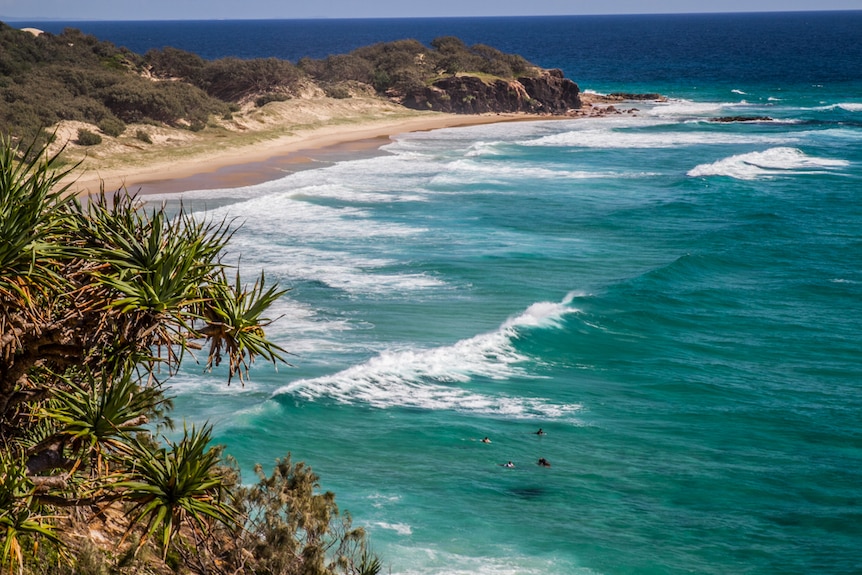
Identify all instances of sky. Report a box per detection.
[2,0,860,21]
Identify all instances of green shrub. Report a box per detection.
[324,84,351,99]
[144,46,206,82]
[76,128,101,145]
[134,129,152,143]
[201,57,303,102]
[254,92,289,107]
[97,116,125,137]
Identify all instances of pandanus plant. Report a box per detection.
[199,267,289,384]
[112,424,237,559]
[39,371,167,477]
[0,133,290,572]
[0,456,61,575]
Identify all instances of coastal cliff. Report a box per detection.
[400,68,581,114]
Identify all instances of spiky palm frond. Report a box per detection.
[66,191,238,373]
[0,133,77,319]
[83,192,230,316]
[199,268,289,384]
[0,454,62,575]
[112,424,237,558]
[40,371,166,475]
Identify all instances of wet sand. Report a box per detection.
[130,136,390,195]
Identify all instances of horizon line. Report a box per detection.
[4,9,861,23]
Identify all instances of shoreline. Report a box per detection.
[60,108,567,197]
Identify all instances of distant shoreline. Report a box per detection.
[58,93,633,197]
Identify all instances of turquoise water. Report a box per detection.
[53,11,859,574]
[145,92,862,574]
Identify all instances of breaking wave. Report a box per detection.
[687,147,849,180]
[272,295,583,419]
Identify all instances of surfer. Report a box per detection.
[535,428,546,436]
[503,461,515,468]
[481,437,491,443]
[537,458,551,467]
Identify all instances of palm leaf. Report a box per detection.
[41,370,166,474]
[0,454,62,574]
[199,267,289,384]
[0,133,78,318]
[111,423,237,558]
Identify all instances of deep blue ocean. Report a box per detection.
[21,12,862,575]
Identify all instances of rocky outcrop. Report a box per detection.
[400,69,581,115]
[517,69,582,113]
[607,92,664,101]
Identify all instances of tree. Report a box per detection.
[0,134,379,574]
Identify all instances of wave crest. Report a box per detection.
[687,147,849,180]
[273,297,582,418]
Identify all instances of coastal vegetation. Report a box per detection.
[0,21,577,150]
[0,135,381,574]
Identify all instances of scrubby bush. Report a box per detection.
[323,84,351,99]
[254,92,291,107]
[97,115,125,137]
[351,39,432,93]
[135,128,152,143]
[144,46,207,82]
[200,57,304,102]
[187,118,206,132]
[318,54,375,84]
[101,77,227,126]
[76,127,101,145]
[297,36,538,99]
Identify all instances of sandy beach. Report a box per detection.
[54,96,574,196]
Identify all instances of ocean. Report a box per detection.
[20,12,862,574]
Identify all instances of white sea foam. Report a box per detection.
[523,126,793,149]
[430,159,624,184]
[645,98,731,117]
[687,147,850,180]
[166,370,268,396]
[372,522,413,536]
[368,493,402,507]
[837,102,862,112]
[243,245,444,295]
[182,180,451,295]
[389,120,564,155]
[731,89,747,95]
[272,298,582,418]
[464,140,505,157]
